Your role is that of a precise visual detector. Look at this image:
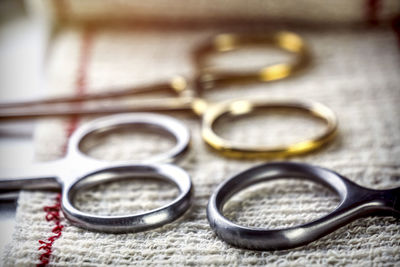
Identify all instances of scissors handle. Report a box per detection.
[61,163,193,233]
[193,32,310,90]
[207,162,400,250]
[200,99,338,158]
[0,31,309,121]
[65,113,191,164]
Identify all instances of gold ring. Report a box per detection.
[192,31,311,90]
[201,99,337,158]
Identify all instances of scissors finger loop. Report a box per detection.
[201,99,338,158]
[193,31,310,90]
[67,113,190,164]
[207,162,400,250]
[62,163,192,233]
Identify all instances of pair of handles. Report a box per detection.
[0,114,193,232]
[2,113,398,250]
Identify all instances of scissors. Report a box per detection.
[207,162,400,250]
[0,113,193,232]
[0,32,338,158]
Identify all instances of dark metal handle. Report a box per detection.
[207,162,400,250]
[61,164,193,233]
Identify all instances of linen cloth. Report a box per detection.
[2,24,400,266]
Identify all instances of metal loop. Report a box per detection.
[201,99,338,158]
[67,113,190,164]
[62,163,192,233]
[207,162,398,250]
[193,31,310,91]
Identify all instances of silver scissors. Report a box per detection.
[0,113,193,233]
[0,32,338,159]
[207,162,400,250]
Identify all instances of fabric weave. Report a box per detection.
[2,25,400,266]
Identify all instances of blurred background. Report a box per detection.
[0,0,48,255]
[0,0,399,264]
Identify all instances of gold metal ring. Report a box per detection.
[192,31,311,90]
[201,99,337,158]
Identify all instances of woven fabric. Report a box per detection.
[39,0,400,24]
[2,25,400,266]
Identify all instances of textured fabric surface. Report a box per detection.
[2,25,400,266]
[39,0,400,24]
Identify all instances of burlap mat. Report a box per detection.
[2,24,400,266]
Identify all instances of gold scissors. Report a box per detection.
[0,32,338,158]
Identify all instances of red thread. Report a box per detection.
[61,116,80,154]
[392,15,400,50]
[37,29,93,266]
[366,0,381,25]
[61,28,93,154]
[37,194,64,267]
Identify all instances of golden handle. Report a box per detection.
[201,99,337,158]
[193,31,310,90]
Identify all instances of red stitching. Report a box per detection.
[366,0,381,25]
[61,116,80,154]
[392,15,400,50]
[61,28,93,154]
[37,28,93,267]
[37,194,64,267]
